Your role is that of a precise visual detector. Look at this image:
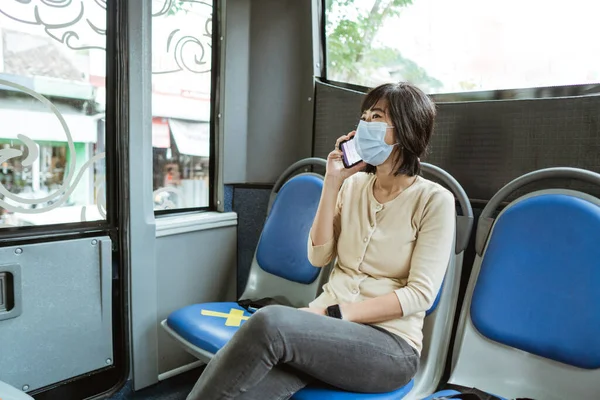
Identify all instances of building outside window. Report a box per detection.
[0,0,214,227]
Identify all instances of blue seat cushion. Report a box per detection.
[292,380,413,400]
[256,175,323,284]
[166,302,250,354]
[423,389,507,400]
[471,194,600,369]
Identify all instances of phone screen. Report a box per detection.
[341,138,362,168]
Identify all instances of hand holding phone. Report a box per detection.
[326,132,366,183]
[340,136,363,168]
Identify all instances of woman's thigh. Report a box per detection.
[236,365,312,400]
[246,305,419,393]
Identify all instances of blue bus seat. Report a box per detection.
[427,167,600,400]
[161,160,473,400]
[166,302,252,355]
[161,159,333,362]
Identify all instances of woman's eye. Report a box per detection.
[372,114,381,119]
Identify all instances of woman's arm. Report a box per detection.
[307,176,343,267]
[307,132,366,267]
[339,292,404,324]
[300,293,402,323]
[310,176,342,247]
[393,190,455,318]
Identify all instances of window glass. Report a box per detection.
[151,0,213,211]
[0,1,107,227]
[325,0,600,93]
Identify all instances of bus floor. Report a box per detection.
[110,367,205,400]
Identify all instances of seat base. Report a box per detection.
[161,319,215,364]
[292,380,414,400]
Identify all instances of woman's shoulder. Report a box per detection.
[412,176,455,206]
[342,172,373,192]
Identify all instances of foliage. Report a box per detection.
[167,0,192,16]
[325,0,442,90]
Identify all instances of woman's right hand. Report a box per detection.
[326,131,367,184]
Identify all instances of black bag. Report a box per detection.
[236,297,291,313]
[432,384,535,400]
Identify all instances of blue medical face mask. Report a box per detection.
[355,120,397,166]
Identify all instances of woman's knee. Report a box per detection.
[233,305,294,352]
[246,305,291,333]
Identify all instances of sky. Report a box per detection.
[330,0,600,92]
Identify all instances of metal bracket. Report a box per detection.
[0,264,22,322]
[0,272,6,312]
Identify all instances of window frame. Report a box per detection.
[152,0,220,217]
[7,2,130,399]
[319,0,600,102]
[0,3,119,241]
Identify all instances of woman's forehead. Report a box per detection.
[363,98,389,113]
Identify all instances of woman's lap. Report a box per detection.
[249,305,419,392]
[186,305,419,399]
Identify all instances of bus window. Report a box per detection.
[151,0,215,213]
[325,0,600,94]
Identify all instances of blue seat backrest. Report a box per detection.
[256,175,323,284]
[470,193,600,369]
[426,279,443,316]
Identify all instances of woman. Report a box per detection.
[186,82,456,400]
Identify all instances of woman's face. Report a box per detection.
[360,98,396,146]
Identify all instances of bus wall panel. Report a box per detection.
[314,81,600,201]
[155,227,237,374]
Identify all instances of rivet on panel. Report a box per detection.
[308,97,312,101]
[106,358,112,365]
[92,239,98,245]
[15,248,23,255]
[22,385,29,391]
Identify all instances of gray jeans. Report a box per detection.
[186,305,419,400]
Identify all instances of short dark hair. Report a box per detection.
[361,82,436,176]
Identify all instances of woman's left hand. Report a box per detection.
[299,307,326,316]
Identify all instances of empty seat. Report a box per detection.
[427,167,600,400]
[162,160,473,400]
[162,158,334,363]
